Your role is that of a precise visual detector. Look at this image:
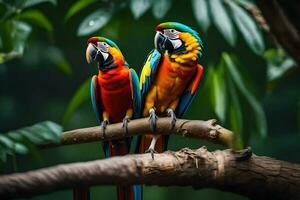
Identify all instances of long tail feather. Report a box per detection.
[104,139,141,200]
[73,186,90,200]
[133,185,142,200]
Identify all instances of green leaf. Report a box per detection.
[264,48,295,81]
[227,1,264,54]
[0,20,31,55]
[77,9,112,36]
[130,0,152,19]
[223,53,267,137]
[0,20,14,52]
[14,143,28,154]
[227,75,244,149]
[210,64,227,122]
[16,9,53,32]
[13,129,45,144]
[63,78,91,126]
[0,121,61,164]
[0,134,27,155]
[192,0,210,32]
[39,121,62,142]
[46,46,72,75]
[64,0,97,21]
[209,0,236,45]
[11,20,32,54]
[152,0,171,19]
[8,121,62,145]
[0,135,15,152]
[23,0,57,8]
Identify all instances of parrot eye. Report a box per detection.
[164,29,179,39]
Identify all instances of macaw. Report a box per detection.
[137,22,204,158]
[83,36,141,200]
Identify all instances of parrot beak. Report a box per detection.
[154,31,174,54]
[86,43,105,65]
[86,42,116,71]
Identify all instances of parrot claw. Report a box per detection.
[149,108,158,132]
[145,148,157,160]
[122,116,130,136]
[101,120,109,138]
[167,108,177,129]
[233,146,252,161]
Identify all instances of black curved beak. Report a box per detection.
[86,43,116,71]
[154,31,174,54]
[86,43,105,66]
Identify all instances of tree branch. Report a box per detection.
[0,148,299,200]
[41,118,234,148]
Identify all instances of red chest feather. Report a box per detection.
[98,67,132,123]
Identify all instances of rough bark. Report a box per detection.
[41,118,233,148]
[256,0,300,66]
[0,148,299,200]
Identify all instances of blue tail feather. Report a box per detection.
[134,185,142,200]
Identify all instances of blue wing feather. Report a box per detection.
[90,75,103,123]
[175,65,203,117]
[140,49,162,103]
[175,92,194,117]
[130,68,142,119]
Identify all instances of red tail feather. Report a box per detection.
[73,186,90,200]
[117,186,135,200]
[111,141,137,200]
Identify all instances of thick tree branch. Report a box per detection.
[41,118,233,148]
[256,0,300,66]
[0,148,299,200]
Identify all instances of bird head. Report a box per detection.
[155,22,203,63]
[86,37,125,71]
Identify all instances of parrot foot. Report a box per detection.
[101,120,109,138]
[146,135,160,160]
[149,108,158,132]
[145,148,157,160]
[166,108,177,129]
[122,116,130,136]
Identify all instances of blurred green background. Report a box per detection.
[0,0,299,199]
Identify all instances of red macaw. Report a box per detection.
[137,22,204,158]
[76,36,142,200]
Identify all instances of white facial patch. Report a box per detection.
[101,52,109,61]
[163,29,183,49]
[164,29,179,39]
[97,42,109,53]
[170,39,182,49]
[96,42,109,61]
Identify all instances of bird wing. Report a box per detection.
[175,64,204,117]
[90,75,103,123]
[129,68,142,119]
[139,49,162,102]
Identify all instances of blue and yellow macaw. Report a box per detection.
[83,36,142,200]
[137,22,204,158]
